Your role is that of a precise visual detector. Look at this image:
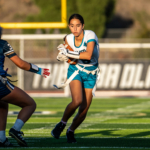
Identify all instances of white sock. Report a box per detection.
[0,131,6,143]
[68,127,74,133]
[61,120,67,125]
[12,119,24,131]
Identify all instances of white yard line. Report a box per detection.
[89,101,150,123]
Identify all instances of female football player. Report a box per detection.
[0,27,50,147]
[51,14,100,143]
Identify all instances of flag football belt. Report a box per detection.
[76,65,98,75]
[53,64,101,96]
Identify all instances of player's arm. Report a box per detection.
[11,55,50,77]
[3,42,50,78]
[58,37,80,59]
[10,55,31,70]
[60,37,95,60]
[79,41,95,60]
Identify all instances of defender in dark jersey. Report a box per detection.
[0,27,50,147]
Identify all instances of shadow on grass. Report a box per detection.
[124,130,150,138]
[9,135,150,147]
[11,133,150,148]
[76,129,150,138]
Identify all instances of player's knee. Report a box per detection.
[79,107,86,113]
[27,98,36,111]
[31,100,36,111]
[72,99,82,108]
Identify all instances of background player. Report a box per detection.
[51,14,100,143]
[0,26,50,147]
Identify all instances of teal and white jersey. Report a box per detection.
[66,30,99,66]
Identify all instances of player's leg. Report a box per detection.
[1,86,36,147]
[0,101,8,138]
[69,88,92,130]
[51,80,83,139]
[0,101,13,147]
[1,86,36,123]
[66,88,93,143]
[66,71,96,143]
[62,80,83,121]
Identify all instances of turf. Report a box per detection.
[2,97,150,150]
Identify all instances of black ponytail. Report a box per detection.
[69,14,84,25]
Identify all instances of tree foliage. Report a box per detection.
[134,12,150,38]
[24,0,115,37]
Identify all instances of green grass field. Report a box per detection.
[2,97,150,150]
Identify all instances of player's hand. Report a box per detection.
[41,68,50,78]
[58,47,68,55]
[57,44,68,56]
[57,52,68,61]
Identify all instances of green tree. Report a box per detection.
[133,12,150,58]
[77,0,115,37]
[135,12,150,38]
[24,0,115,37]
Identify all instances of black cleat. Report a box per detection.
[51,122,66,139]
[66,129,77,143]
[9,128,27,147]
[0,138,13,147]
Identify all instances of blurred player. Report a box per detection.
[0,26,50,147]
[51,14,100,143]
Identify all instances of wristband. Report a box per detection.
[66,50,80,59]
[37,68,42,75]
[29,63,41,74]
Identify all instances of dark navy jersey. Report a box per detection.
[0,39,16,76]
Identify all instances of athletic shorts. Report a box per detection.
[67,64,97,89]
[0,79,15,99]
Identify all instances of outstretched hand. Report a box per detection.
[41,68,50,78]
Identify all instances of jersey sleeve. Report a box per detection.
[86,31,97,44]
[66,34,74,50]
[3,42,17,58]
[66,34,70,44]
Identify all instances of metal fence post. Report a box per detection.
[17,39,24,90]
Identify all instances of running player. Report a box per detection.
[0,27,50,147]
[51,14,100,143]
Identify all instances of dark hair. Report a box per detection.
[0,26,2,39]
[63,35,67,41]
[69,14,84,25]
[0,26,2,34]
